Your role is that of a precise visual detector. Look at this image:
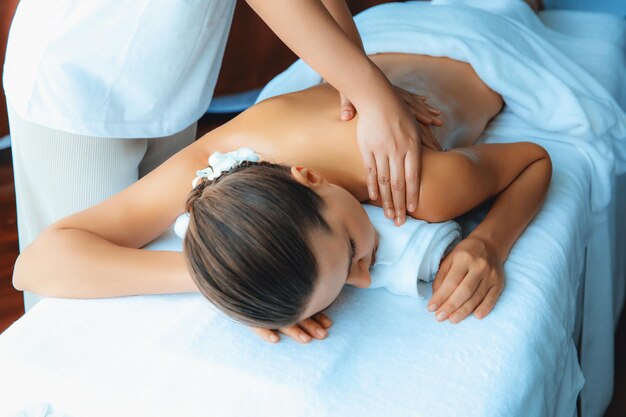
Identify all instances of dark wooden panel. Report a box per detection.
[0,0,20,138]
[0,149,22,333]
[214,0,398,95]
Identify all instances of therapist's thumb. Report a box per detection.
[340,94,356,121]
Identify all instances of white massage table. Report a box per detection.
[1,5,625,417]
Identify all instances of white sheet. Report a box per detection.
[517,9,626,417]
[0,161,587,416]
[1,4,624,417]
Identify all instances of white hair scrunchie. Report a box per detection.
[191,147,260,188]
[178,148,260,239]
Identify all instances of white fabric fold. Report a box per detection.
[363,205,461,298]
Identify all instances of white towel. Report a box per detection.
[363,205,461,298]
[256,0,626,212]
[174,204,460,298]
[10,402,67,417]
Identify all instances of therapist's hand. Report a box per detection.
[428,237,505,324]
[340,87,443,129]
[250,312,333,344]
[356,89,428,226]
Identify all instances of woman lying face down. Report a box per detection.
[13,53,552,344]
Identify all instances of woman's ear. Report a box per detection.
[290,166,327,187]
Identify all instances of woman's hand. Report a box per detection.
[250,312,333,344]
[428,236,505,323]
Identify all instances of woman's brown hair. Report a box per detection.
[184,161,330,328]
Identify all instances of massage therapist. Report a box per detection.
[3,0,440,309]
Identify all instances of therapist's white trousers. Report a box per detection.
[8,106,197,311]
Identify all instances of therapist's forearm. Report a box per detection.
[13,229,197,298]
[246,0,391,107]
[320,0,363,50]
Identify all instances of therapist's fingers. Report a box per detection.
[404,97,435,124]
[394,86,443,126]
[424,135,444,152]
[389,155,406,226]
[364,153,379,201]
[340,93,356,121]
[425,103,442,116]
[375,156,395,220]
[413,94,442,116]
[404,146,420,214]
[417,121,444,152]
[416,97,443,126]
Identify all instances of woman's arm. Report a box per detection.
[13,233,194,298]
[12,140,212,297]
[414,141,552,323]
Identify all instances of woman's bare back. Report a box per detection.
[199,53,504,201]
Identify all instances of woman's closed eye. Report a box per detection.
[345,237,358,283]
[349,238,358,263]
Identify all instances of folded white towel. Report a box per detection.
[363,205,461,298]
[174,204,460,298]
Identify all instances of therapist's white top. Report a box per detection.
[3,0,236,138]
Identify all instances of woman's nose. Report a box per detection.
[347,260,372,288]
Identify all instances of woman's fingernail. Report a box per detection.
[316,328,327,337]
[386,209,394,218]
[436,311,448,322]
[449,314,460,324]
[341,111,351,119]
[299,333,311,342]
[428,304,437,312]
[408,203,415,212]
[269,334,279,343]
